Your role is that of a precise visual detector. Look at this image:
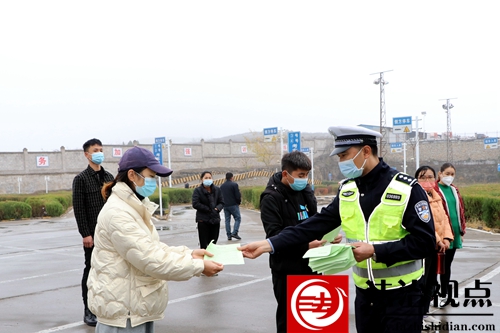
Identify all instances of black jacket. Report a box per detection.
[269,159,436,269]
[220,179,241,207]
[72,165,114,238]
[260,172,317,274]
[192,184,224,224]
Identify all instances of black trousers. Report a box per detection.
[82,246,93,309]
[355,282,424,333]
[197,221,220,249]
[439,248,457,297]
[422,252,438,313]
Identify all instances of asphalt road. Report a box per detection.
[1,202,499,333]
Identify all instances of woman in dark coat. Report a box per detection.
[192,171,224,249]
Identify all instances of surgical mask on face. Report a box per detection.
[441,176,454,186]
[91,152,104,165]
[338,149,367,179]
[203,179,213,187]
[287,172,308,191]
[419,181,435,192]
[134,173,157,197]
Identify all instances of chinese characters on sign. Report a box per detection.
[288,131,301,152]
[36,156,49,167]
[241,146,247,154]
[263,127,279,142]
[390,142,403,153]
[112,148,123,158]
[392,116,412,134]
[483,138,498,149]
[184,148,192,156]
[153,143,163,165]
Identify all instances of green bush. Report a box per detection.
[164,188,194,204]
[50,192,72,210]
[45,200,64,217]
[240,186,265,209]
[25,197,45,217]
[0,201,32,220]
[482,198,500,228]
[150,192,169,211]
[251,188,263,209]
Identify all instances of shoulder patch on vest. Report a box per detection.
[414,200,431,223]
[342,190,355,197]
[395,173,417,186]
[385,193,402,201]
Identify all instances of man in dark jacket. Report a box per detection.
[260,151,325,333]
[72,138,114,326]
[220,172,242,240]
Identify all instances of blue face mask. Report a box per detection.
[91,152,104,165]
[134,173,157,197]
[287,172,308,191]
[338,148,367,179]
[203,179,213,187]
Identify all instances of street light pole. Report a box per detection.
[440,98,457,162]
[167,139,172,188]
[371,70,393,157]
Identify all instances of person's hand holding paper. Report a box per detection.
[204,240,245,265]
[321,226,343,246]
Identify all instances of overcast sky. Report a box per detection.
[1,1,499,152]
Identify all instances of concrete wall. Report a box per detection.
[0,138,498,194]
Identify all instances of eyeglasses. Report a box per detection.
[418,175,435,180]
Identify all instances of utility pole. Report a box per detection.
[371,70,393,157]
[440,98,457,162]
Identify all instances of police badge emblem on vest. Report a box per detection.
[414,200,431,223]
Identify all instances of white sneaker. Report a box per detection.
[424,315,441,324]
[438,297,448,308]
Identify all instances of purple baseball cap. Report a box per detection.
[118,146,173,177]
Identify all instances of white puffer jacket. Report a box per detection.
[87,182,204,328]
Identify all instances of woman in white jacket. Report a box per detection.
[87,146,223,332]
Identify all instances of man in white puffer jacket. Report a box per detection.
[87,146,223,332]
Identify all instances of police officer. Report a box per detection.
[239,125,436,333]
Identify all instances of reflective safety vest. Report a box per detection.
[339,173,424,290]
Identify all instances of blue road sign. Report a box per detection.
[288,131,301,152]
[263,127,279,142]
[153,143,163,165]
[484,138,498,149]
[263,127,278,136]
[155,137,166,144]
[390,142,403,153]
[301,147,310,153]
[392,116,412,134]
[390,142,403,149]
[498,164,500,172]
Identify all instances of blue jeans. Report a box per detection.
[224,205,241,237]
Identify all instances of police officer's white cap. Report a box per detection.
[328,125,382,156]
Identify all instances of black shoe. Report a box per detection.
[227,236,232,241]
[231,233,241,240]
[84,308,97,327]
